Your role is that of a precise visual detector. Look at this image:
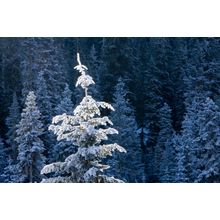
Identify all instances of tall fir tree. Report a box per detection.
[41,53,126,183]
[174,134,188,182]
[35,71,55,161]
[156,103,175,182]
[181,95,220,182]
[55,83,74,115]
[15,91,45,183]
[195,98,220,182]
[181,94,207,181]
[108,77,145,182]
[51,83,76,162]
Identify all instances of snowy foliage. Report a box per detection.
[181,96,220,182]
[1,156,20,183]
[108,77,145,182]
[15,91,45,182]
[52,83,76,162]
[41,53,126,183]
[174,134,188,182]
[55,83,74,115]
[194,98,220,182]
[153,103,176,182]
[74,53,95,92]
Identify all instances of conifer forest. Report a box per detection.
[0,37,219,183]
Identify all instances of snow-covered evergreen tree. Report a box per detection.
[15,91,45,182]
[157,103,176,182]
[173,134,188,182]
[181,95,205,181]
[108,77,145,182]
[1,156,20,183]
[35,71,53,125]
[181,95,220,182]
[51,83,76,162]
[5,92,20,160]
[55,83,73,115]
[35,71,56,162]
[159,135,176,182]
[41,53,126,183]
[195,97,220,182]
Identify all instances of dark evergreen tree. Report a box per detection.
[173,134,188,182]
[154,103,174,181]
[109,77,145,182]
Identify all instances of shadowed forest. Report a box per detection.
[0,37,219,183]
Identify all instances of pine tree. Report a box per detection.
[5,92,20,160]
[51,83,76,162]
[41,53,126,183]
[173,134,188,182]
[55,83,73,115]
[195,97,220,182]
[35,71,53,125]
[108,77,145,182]
[35,71,55,162]
[159,135,176,182]
[15,91,45,182]
[181,95,220,182]
[156,103,175,182]
[181,94,205,181]
[1,156,20,183]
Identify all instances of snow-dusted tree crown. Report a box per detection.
[41,53,126,183]
[74,53,95,96]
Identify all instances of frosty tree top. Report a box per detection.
[74,53,95,96]
[41,53,126,183]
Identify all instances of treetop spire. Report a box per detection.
[74,53,95,97]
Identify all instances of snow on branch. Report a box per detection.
[74,53,95,92]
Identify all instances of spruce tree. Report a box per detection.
[154,103,174,180]
[195,98,220,182]
[15,91,45,182]
[55,83,73,115]
[181,95,220,182]
[35,71,53,125]
[51,83,76,162]
[181,94,205,181]
[41,53,126,183]
[156,103,175,182]
[108,77,145,182]
[1,156,20,183]
[35,71,56,162]
[174,134,188,183]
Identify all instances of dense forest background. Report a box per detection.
[0,37,220,183]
